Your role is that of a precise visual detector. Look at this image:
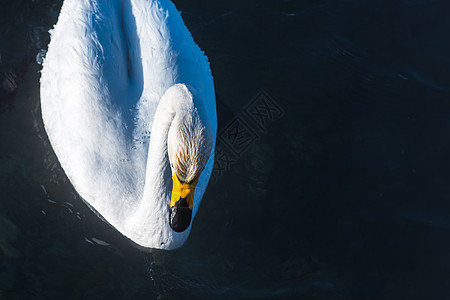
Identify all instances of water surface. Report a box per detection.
[1,0,450,298]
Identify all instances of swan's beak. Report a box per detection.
[169,173,199,232]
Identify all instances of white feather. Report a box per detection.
[40,0,216,250]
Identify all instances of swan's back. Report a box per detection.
[40,0,216,233]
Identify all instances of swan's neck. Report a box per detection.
[127,84,200,248]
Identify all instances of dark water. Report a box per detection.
[2,0,450,298]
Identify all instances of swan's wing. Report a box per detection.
[41,0,143,224]
[131,0,217,132]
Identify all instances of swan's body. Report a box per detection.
[40,0,216,250]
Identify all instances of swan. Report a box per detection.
[40,0,216,250]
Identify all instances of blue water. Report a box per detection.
[2,0,450,298]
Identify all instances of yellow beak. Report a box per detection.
[169,173,199,232]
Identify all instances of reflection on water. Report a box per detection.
[2,0,450,298]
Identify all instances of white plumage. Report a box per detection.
[40,0,216,250]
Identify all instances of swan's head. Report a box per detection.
[167,87,212,233]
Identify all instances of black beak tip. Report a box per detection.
[169,205,192,233]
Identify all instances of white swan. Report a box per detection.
[40,0,216,250]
